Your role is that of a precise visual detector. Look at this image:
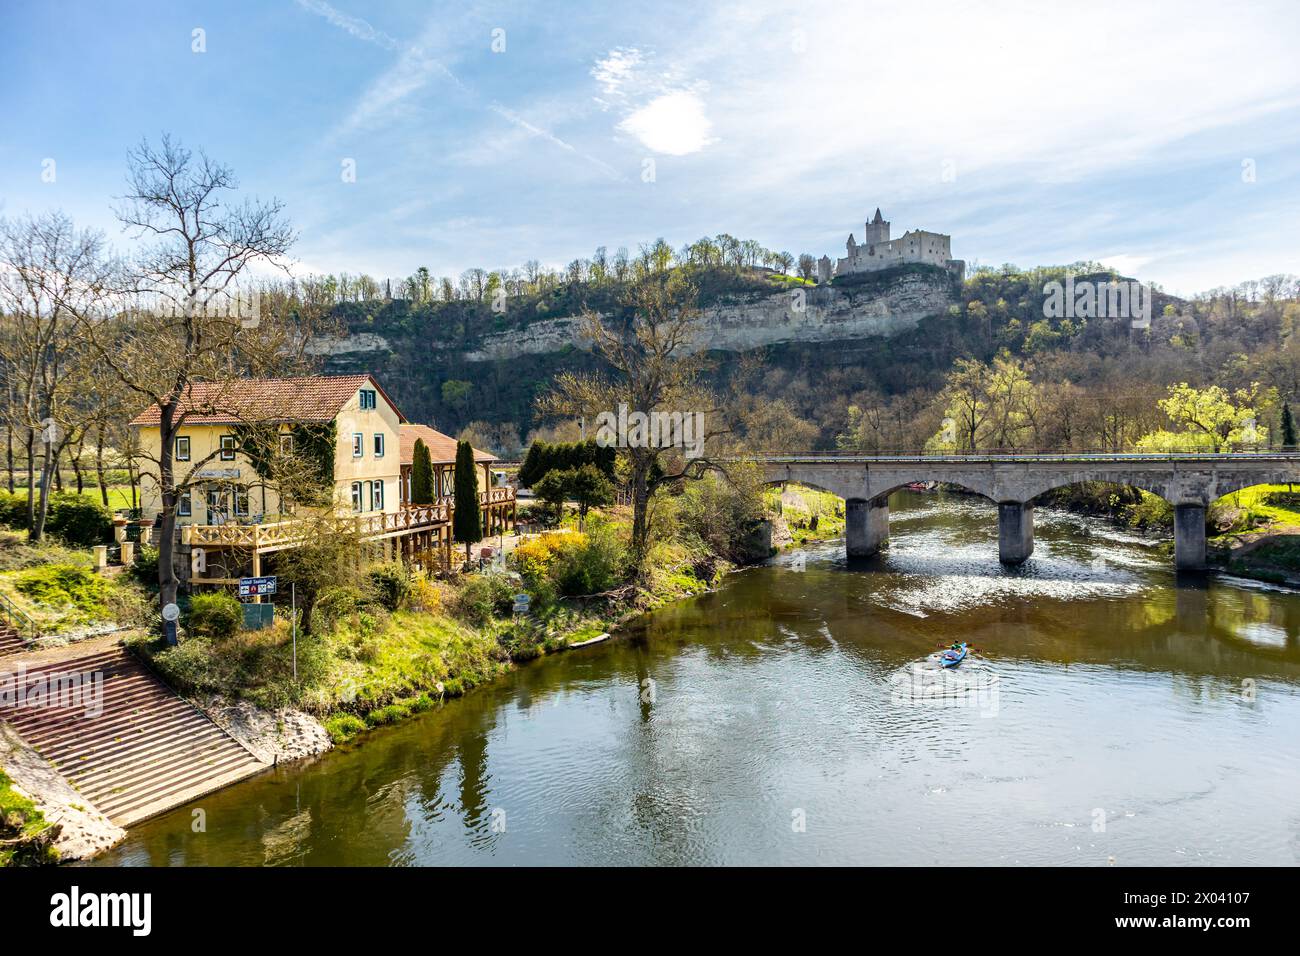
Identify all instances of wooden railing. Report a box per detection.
[185,492,511,550]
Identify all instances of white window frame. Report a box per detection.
[233,485,249,517]
[352,433,363,458]
[373,479,384,511]
[279,434,294,456]
[175,436,190,461]
[351,481,362,513]
[178,490,192,517]
[373,433,384,458]
[220,434,237,461]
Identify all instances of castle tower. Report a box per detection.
[864,207,890,244]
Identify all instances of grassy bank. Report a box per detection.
[765,483,845,546]
[133,471,764,745]
[1206,484,1300,582]
[0,770,59,867]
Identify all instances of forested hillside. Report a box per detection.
[310,253,1300,457]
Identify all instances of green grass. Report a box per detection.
[765,482,846,545]
[1212,484,1300,527]
[0,770,59,867]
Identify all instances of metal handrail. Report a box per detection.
[0,589,39,645]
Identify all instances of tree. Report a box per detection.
[410,437,434,504]
[533,469,569,523]
[541,272,724,567]
[1138,382,1269,452]
[77,136,302,626]
[567,463,614,530]
[1283,401,1297,451]
[452,439,482,563]
[0,212,111,541]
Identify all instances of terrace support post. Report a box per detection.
[1174,503,1208,571]
[998,501,1034,565]
[845,495,889,559]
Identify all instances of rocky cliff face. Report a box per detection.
[464,270,957,361]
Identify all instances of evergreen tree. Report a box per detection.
[1283,401,1297,451]
[452,439,482,563]
[518,441,545,487]
[410,437,434,504]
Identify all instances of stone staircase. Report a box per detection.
[0,623,27,659]
[0,646,268,826]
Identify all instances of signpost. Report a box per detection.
[238,575,277,599]
[512,593,531,618]
[238,576,277,630]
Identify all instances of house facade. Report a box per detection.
[131,374,406,526]
[128,373,515,590]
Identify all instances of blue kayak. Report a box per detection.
[939,643,968,668]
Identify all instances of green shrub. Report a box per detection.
[451,572,517,626]
[186,591,243,639]
[0,493,112,545]
[323,713,367,743]
[311,585,373,631]
[0,493,29,529]
[132,546,160,588]
[367,562,411,611]
[14,563,110,613]
[46,494,112,546]
[553,521,629,595]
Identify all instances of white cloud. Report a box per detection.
[617,91,715,156]
[591,47,644,105]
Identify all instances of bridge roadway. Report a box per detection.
[747,453,1300,570]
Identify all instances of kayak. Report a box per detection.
[939,642,968,668]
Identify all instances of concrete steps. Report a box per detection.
[0,646,268,826]
[0,623,29,659]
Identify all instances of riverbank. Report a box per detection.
[129,512,747,750]
[1041,481,1300,585]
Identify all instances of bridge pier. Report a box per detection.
[1174,504,1207,571]
[998,502,1034,564]
[846,496,889,558]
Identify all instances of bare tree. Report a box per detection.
[541,273,728,566]
[77,136,304,619]
[0,212,111,540]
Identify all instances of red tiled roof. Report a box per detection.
[129,374,407,427]
[400,423,496,466]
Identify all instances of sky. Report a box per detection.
[1,0,1299,297]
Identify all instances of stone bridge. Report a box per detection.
[748,453,1300,570]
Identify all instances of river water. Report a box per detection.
[96,491,1300,866]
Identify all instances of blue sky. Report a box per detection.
[2,0,1299,296]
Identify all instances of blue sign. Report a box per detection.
[238,575,277,598]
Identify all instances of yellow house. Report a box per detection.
[129,373,516,589]
[130,374,407,526]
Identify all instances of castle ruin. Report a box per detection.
[817,208,964,283]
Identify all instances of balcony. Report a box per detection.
[181,490,512,554]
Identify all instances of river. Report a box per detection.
[95,491,1300,866]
